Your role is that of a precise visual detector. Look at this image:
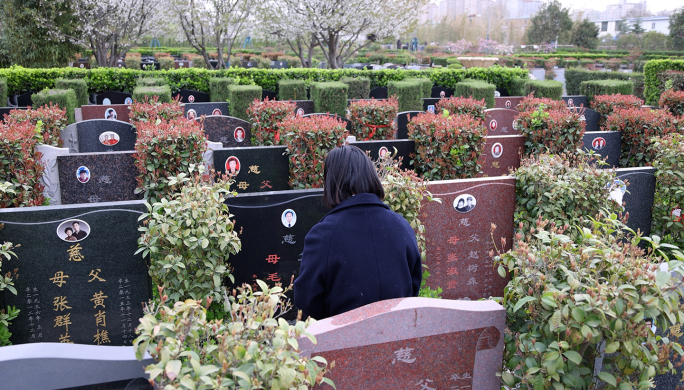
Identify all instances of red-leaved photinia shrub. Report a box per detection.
[516,94,567,113]
[134,118,207,202]
[248,98,296,146]
[435,96,486,123]
[281,115,347,189]
[591,94,644,127]
[604,107,681,167]
[7,104,67,147]
[348,97,398,140]
[0,120,46,207]
[516,106,585,157]
[129,95,185,124]
[659,90,684,117]
[407,112,487,180]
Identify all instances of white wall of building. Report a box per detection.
[593,16,669,38]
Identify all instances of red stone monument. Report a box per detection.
[300,298,505,390]
[477,135,525,177]
[483,109,519,136]
[80,105,131,123]
[494,96,523,110]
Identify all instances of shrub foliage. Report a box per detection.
[347,98,398,140]
[248,98,296,146]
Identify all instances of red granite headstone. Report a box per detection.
[421,177,515,300]
[477,135,525,177]
[175,60,190,69]
[494,96,524,110]
[484,108,520,136]
[81,105,131,123]
[300,298,505,390]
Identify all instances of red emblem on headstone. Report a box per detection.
[489,120,498,131]
[592,137,606,150]
[188,95,195,103]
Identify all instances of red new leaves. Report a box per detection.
[347,98,398,141]
[248,98,296,146]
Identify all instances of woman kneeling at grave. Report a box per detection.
[294,145,422,319]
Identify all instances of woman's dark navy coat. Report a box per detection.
[294,193,422,320]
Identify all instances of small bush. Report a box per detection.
[604,107,681,167]
[129,96,184,124]
[31,89,77,123]
[132,85,172,104]
[657,70,684,92]
[281,115,347,189]
[136,77,168,87]
[522,80,563,101]
[447,63,463,69]
[228,84,263,122]
[125,57,141,69]
[406,77,433,98]
[7,104,66,147]
[158,57,175,71]
[516,94,568,113]
[408,112,486,180]
[348,97,398,140]
[435,96,486,123]
[659,89,684,117]
[191,55,208,69]
[310,82,348,117]
[652,134,684,250]
[580,79,634,102]
[340,76,371,100]
[0,119,46,207]
[516,104,585,157]
[591,94,644,128]
[509,78,528,96]
[248,98,296,146]
[388,80,423,112]
[54,78,89,107]
[0,226,19,346]
[277,79,307,101]
[209,77,237,103]
[453,79,496,108]
[0,78,6,107]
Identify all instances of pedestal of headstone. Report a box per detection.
[37,145,70,205]
[477,135,525,177]
[484,108,520,136]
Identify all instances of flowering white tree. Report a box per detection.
[259,0,318,68]
[170,0,257,69]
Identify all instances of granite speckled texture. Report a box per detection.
[582,131,621,168]
[173,89,210,103]
[563,95,589,108]
[58,152,142,204]
[183,102,230,118]
[421,177,515,300]
[293,100,315,115]
[395,111,423,139]
[76,119,136,153]
[201,115,252,148]
[477,135,524,177]
[484,108,519,136]
[494,97,523,110]
[616,167,656,236]
[582,108,601,132]
[80,105,131,123]
[214,146,290,193]
[300,298,505,390]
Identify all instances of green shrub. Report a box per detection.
[406,77,433,98]
[644,59,684,105]
[0,120,46,207]
[579,79,634,102]
[659,89,684,116]
[158,57,175,71]
[6,104,67,147]
[347,98,398,140]
[565,67,644,98]
[509,78,528,96]
[125,57,141,69]
[0,78,7,107]
[340,76,370,99]
[522,80,563,100]
[652,134,684,250]
[31,89,77,123]
[453,79,496,108]
[388,80,423,112]
[497,214,684,390]
[54,78,88,107]
[248,99,295,146]
[129,97,185,124]
[136,77,168,87]
[657,70,684,92]
[310,82,348,117]
[432,57,448,67]
[277,79,307,101]
[228,84,262,121]
[191,56,208,69]
[0,224,19,346]
[447,63,463,69]
[209,77,237,103]
[591,94,644,127]
[434,96,486,123]
[132,85,172,104]
[516,104,585,157]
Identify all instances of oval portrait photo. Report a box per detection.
[124,97,133,105]
[99,131,120,146]
[491,142,503,159]
[57,219,91,242]
[296,108,304,117]
[212,108,222,116]
[76,166,90,183]
[105,108,117,120]
[187,109,197,121]
[453,194,477,213]
[225,156,240,176]
[234,127,246,143]
[378,146,389,158]
[282,209,297,228]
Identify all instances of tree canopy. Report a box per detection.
[670,7,684,50]
[526,0,573,45]
[570,19,599,50]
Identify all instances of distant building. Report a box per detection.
[437,0,480,20]
[504,0,543,19]
[600,0,648,19]
[592,15,669,38]
[420,3,441,23]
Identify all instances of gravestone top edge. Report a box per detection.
[60,150,136,157]
[427,175,517,186]
[0,342,152,362]
[352,139,415,145]
[77,118,133,127]
[0,199,146,215]
[225,188,324,201]
[215,145,287,153]
[484,108,518,113]
[616,166,657,174]
[585,130,620,135]
[397,110,424,115]
[485,134,526,140]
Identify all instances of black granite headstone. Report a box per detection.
[172,89,210,103]
[58,152,142,204]
[184,102,230,118]
[369,87,388,100]
[615,167,656,236]
[0,201,150,346]
[352,139,415,170]
[423,98,441,111]
[395,111,423,139]
[496,88,510,97]
[262,90,277,101]
[270,61,288,69]
[582,131,621,168]
[214,146,290,194]
[579,107,601,132]
[303,113,352,132]
[76,119,136,153]
[96,91,133,105]
[16,92,34,107]
[292,100,314,115]
[201,116,252,148]
[431,87,454,98]
[0,106,26,121]
[562,95,589,108]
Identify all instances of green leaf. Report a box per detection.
[550,310,562,331]
[571,307,585,322]
[563,351,582,365]
[598,371,617,387]
[604,341,620,354]
[513,296,537,313]
[501,371,515,386]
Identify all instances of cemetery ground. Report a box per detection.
[2,63,684,390]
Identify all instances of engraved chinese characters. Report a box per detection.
[300,298,505,390]
[214,147,290,193]
[421,177,516,300]
[0,201,151,345]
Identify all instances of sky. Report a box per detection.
[556,0,684,14]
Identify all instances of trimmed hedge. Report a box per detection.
[340,76,370,100]
[277,79,307,101]
[644,60,684,105]
[406,78,433,98]
[522,80,563,101]
[132,86,173,104]
[125,57,141,69]
[565,67,644,99]
[388,80,423,112]
[454,79,496,108]
[31,89,77,123]
[158,57,175,71]
[55,78,88,107]
[579,80,634,101]
[137,77,168,87]
[210,77,237,103]
[510,78,528,96]
[310,82,348,117]
[228,84,262,121]
[657,71,684,92]
[0,78,7,107]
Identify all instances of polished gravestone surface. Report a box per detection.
[183,102,229,118]
[431,86,454,98]
[395,111,423,139]
[71,120,136,153]
[582,131,621,168]
[484,108,519,136]
[352,139,415,171]
[96,91,133,105]
[80,105,131,123]
[423,98,441,111]
[0,201,150,346]
[214,146,290,193]
[581,108,601,132]
[292,100,315,115]
[563,95,589,108]
[172,89,210,103]
[369,87,388,100]
[201,115,252,148]
[494,96,523,110]
[615,167,656,237]
[477,135,525,178]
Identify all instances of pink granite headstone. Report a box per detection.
[477,135,525,177]
[421,177,515,300]
[494,96,523,110]
[81,104,131,123]
[300,298,505,390]
[483,109,520,136]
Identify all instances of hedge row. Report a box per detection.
[580,80,634,101]
[643,60,684,105]
[0,66,528,97]
[31,89,77,123]
[565,68,644,99]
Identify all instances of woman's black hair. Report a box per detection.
[64,227,73,234]
[323,145,384,209]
